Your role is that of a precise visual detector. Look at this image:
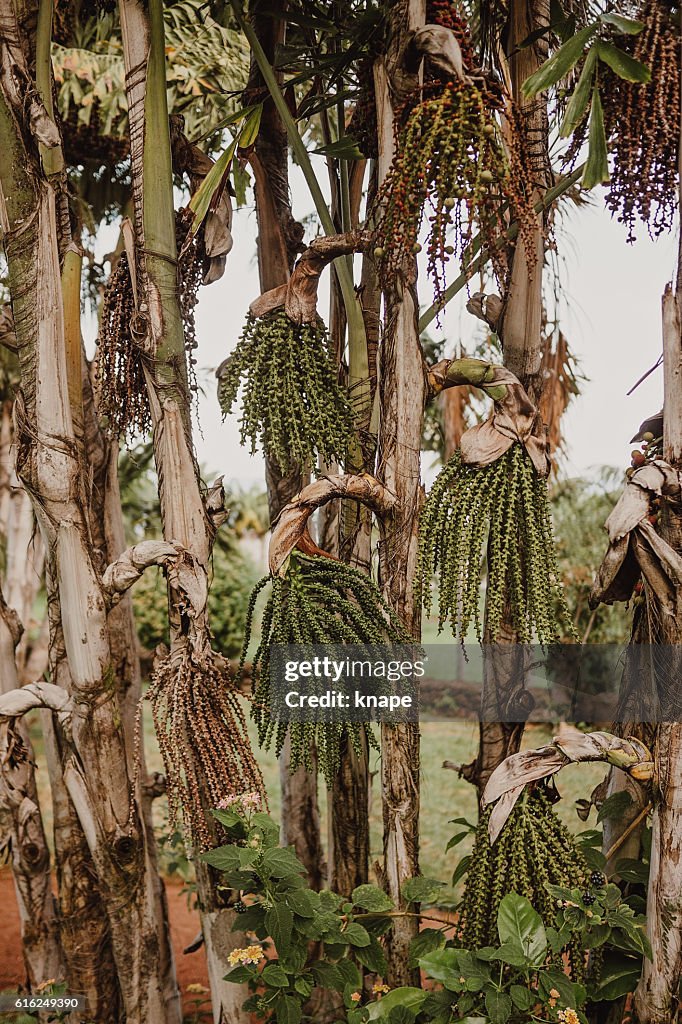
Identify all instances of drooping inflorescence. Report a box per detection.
[373,81,534,310]
[458,791,588,980]
[416,443,574,643]
[217,310,355,474]
[238,550,412,786]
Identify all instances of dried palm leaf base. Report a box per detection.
[458,790,588,980]
[217,310,355,475]
[417,443,573,643]
[239,550,411,787]
[149,645,264,849]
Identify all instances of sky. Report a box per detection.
[190,169,677,492]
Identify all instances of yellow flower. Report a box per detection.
[372,982,390,996]
[227,944,264,967]
[558,1010,580,1024]
[35,980,56,993]
[186,984,209,994]
[350,992,361,1003]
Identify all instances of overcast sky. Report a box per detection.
[191,170,677,492]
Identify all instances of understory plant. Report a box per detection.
[239,549,412,786]
[217,310,355,473]
[416,443,574,642]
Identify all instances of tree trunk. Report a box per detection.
[0,18,181,1018]
[634,284,682,1024]
[0,586,64,990]
[246,0,325,890]
[474,0,551,794]
[374,1,427,983]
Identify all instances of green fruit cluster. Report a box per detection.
[217,310,355,473]
[416,443,575,643]
[238,551,411,786]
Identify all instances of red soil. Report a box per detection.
[0,869,209,1011]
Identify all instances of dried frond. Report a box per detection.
[538,328,580,459]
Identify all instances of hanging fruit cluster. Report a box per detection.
[416,443,574,643]
[95,207,203,438]
[567,1,679,241]
[238,550,411,786]
[373,79,532,309]
[458,791,588,980]
[217,310,355,474]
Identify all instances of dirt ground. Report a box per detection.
[0,869,209,1012]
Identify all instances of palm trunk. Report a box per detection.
[246,0,325,889]
[119,2,260,1018]
[473,0,551,795]
[0,16,181,1019]
[374,0,427,984]
[0,586,63,989]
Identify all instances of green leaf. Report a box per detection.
[310,961,344,991]
[485,989,512,1024]
[597,792,634,823]
[261,846,306,879]
[211,808,243,829]
[344,922,371,947]
[509,985,533,1011]
[523,24,598,96]
[313,136,365,160]
[491,941,531,968]
[591,954,642,1000]
[446,831,471,851]
[201,845,240,872]
[452,855,472,887]
[388,1008,416,1024]
[366,988,427,1021]
[274,994,302,1024]
[539,967,578,1007]
[599,12,645,34]
[355,936,389,975]
[582,85,610,189]
[285,890,317,918]
[224,965,253,984]
[188,136,237,237]
[262,963,290,988]
[237,103,263,149]
[231,905,266,934]
[352,884,394,912]
[560,45,597,137]
[615,858,650,885]
[265,903,293,955]
[251,811,280,838]
[401,876,445,904]
[497,894,547,964]
[294,975,313,999]
[337,960,362,989]
[596,41,651,83]
[409,929,446,968]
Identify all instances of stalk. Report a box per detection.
[35,0,63,176]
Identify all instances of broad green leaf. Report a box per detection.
[485,989,512,1024]
[401,876,445,904]
[388,1007,416,1024]
[265,903,293,954]
[310,961,344,991]
[344,921,371,947]
[615,858,650,885]
[352,884,394,912]
[366,988,427,1021]
[200,845,240,872]
[223,965,253,984]
[509,984,533,1011]
[491,941,531,968]
[523,24,598,96]
[497,894,547,964]
[337,960,362,989]
[261,846,306,879]
[274,994,302,1024]
[261,963,290,987]
[596,42,651,83]
[582,85,610,189]
[285,890,317,918]
[210,808,243,829]
[408,928,446,968]
[599,12,645,34]
[597,790,633,823]
[560,45,597,137]
[355,936,389,975]
[591,954,642,1000]
[237,103,263,149]
[538,967,578,1007]
[189,136,237,236]
[418,948,461,987]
